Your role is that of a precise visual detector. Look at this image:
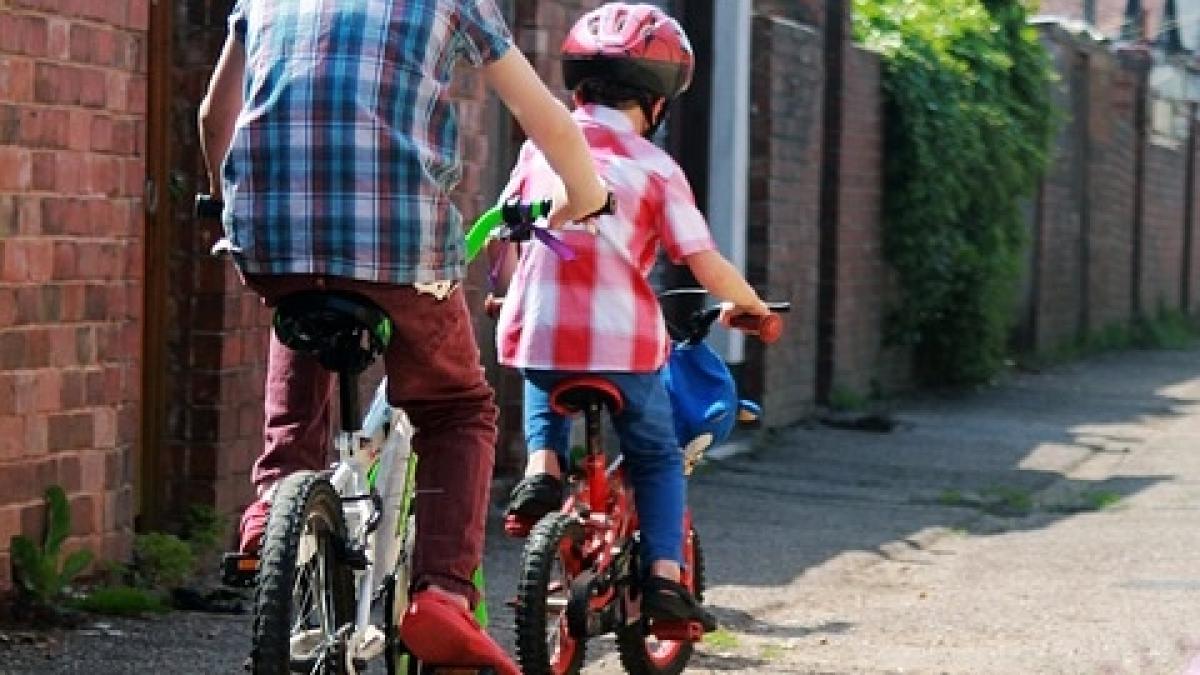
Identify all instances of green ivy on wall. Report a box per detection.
[853,0,1059,384]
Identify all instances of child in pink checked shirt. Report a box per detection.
[492,2,770,628]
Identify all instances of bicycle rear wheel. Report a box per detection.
[514,512,587,675]
[251,471,356,675]
[615,526,706,675]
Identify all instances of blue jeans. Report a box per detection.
[523,369,685,568]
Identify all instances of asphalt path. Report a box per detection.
[6,346,1200,673]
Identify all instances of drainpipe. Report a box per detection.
[1121,0,1143,42]
[1184,102,1197,311]
[816,0,847,404]
[707,0,751,363]
[1078,51,1092,339]
[1131,61,1147,318]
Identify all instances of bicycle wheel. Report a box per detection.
[615,526,706,675]
[251,471,356,675]
[514,512,587,675]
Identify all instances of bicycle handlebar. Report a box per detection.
[464,195,615,264]
[729,309,788,344]
[464,199,553,263]
[487,292,790,343]
[195,194,223,218]
[693,302,790,344]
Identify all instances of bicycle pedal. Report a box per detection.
[288,656,368,672]
[502,514,534,538]
[649,619,705,642]
[221,552,259,588]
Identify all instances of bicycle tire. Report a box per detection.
[514,512,587,675]
[615,526,706,675]
[250,471,356,675]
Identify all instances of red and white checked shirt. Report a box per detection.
[495,104,716,373]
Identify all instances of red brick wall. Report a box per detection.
[745,13,823,423]
[1085,56,1136,332]
[151,0,269,533]
[0,0,147,584]
[1026,27,1196,353]
[1138,143,1188,312]
[830,46,899,397]
[1029,38,1088,351]
[1036,0,1166,40]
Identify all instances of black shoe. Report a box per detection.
[641,576,717,632]
[505,473,564,520]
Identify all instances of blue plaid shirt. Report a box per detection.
[217,0,512,283]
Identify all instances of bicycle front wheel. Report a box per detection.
[251,471,356,675]
[514,512,586,675]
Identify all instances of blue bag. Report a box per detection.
[661,341,738,450]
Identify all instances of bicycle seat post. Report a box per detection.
[582,397,609,513]
[338,370,360,434]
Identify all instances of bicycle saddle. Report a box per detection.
[549,376,625,417]
[273,291,393,374]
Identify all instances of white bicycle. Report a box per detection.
[198,197,490,675]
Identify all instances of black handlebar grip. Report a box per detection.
[195,194,224,219]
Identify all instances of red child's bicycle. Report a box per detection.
[507,301,785,675]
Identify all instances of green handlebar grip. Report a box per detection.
[464,205,503,264]
[464,199,553,264]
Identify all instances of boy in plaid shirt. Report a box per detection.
[495,3,769,629]
[198,0,608,670]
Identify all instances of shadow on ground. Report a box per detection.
[483,348,1199,669]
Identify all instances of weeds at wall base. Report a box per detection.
[1015,309,1200,371]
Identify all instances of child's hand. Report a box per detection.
[718,300,772,328]
[546,177,611,233]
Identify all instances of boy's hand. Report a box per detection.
[719,300,772,328]
[546,178,611,232]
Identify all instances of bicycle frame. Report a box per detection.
[328,379,490,669]
[325,379,417,665]
[561,397,697,634]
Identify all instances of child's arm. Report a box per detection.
[684,250,771,322]
[198,33,246,203]
[482,49,608,229]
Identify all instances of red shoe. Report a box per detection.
[238,498,271,555]
[399,589,519,675]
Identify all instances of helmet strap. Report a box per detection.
[641,98,670,139]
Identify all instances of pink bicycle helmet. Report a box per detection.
[561,3,695,101]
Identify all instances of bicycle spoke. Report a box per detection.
[318,537,333,636]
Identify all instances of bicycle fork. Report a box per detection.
[330,390,417,668]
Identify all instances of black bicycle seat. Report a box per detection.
[272,291,393,374]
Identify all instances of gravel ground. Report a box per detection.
[7,347,1200,673]
[0,611,251,674]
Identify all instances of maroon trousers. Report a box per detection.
[245,274,498,606]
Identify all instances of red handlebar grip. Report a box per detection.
[729,313,783,344]
[483,294,504,320]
